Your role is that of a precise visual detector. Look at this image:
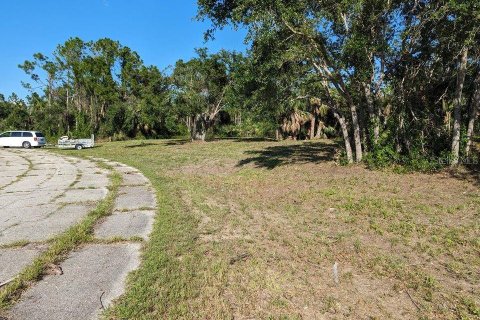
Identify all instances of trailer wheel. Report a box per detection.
[75,144,83,150]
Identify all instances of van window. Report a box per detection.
[35,132,45,137]
[0,132,10,138]
[23,132,33,137]
[11,132,22,137]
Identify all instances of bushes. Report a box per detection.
[364,144,446,173]
[214,119,276,138]
[364,145,401,169]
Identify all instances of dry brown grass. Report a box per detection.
[75,138,479,319]
[177,140,479,319]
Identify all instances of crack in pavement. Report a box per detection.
[0,153,32,192]
[0,150,107,245]
[1,152,157,320]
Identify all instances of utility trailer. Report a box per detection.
[57,134,95,150]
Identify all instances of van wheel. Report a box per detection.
[22,141,31,149]
[75,144,83,150]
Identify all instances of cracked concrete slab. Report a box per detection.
[115,185,156,210]
[2,175,50,192]
[0,204,58,227]
[1,166,29,174]
[112,163,144,174]
[9,243,141,320]
[0,247,42,284]
[121,172,149,186]
[2,152,157,319]
[100,160,126,167]
[0,190,64,209]
[115,166,140,174]
[56,188,108,204]
[0,174,23,181]
[0,149,110,243]
[95,210,155,240]
[74,173,110,189]
[0,177,15,188]
[0,204,94,243]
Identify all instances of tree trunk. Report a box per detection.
[315,119,326,139]
[363,83,380,145]
[276,128,282,141]
[186,116,191,132]
[333,111,353,164]
[350,103,363,162]
[319,81,355,163]
[466,70,480,157]
[451,48,468,166]
[48,74,53,107]
[314,63,362,161]
[309,116,316,140]
[235,112,242,125]
[190,114,208,141]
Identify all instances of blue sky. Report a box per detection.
[0,0,247,98]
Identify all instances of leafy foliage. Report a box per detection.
[1,1,480,169]
[198,0,480,166]
[171,49,247,141]
[15,38,175,139]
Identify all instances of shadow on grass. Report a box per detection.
[164,138,273,145]
[164,139,190,146]
[446,139,480,187]
[124,142,157,148]
[214,137,276,143]
[448,162,480,188]
[237,141,337,169]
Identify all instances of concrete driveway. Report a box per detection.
[0,149,157,320]
[0,149,109,245]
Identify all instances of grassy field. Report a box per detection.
[61,139,479,319]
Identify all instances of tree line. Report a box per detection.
[1,0,479,168]
[198,0,480,167]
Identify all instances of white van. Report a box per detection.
[0,131,46,148]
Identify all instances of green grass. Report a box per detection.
[0,171,122,310]
[46,139,480,319]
